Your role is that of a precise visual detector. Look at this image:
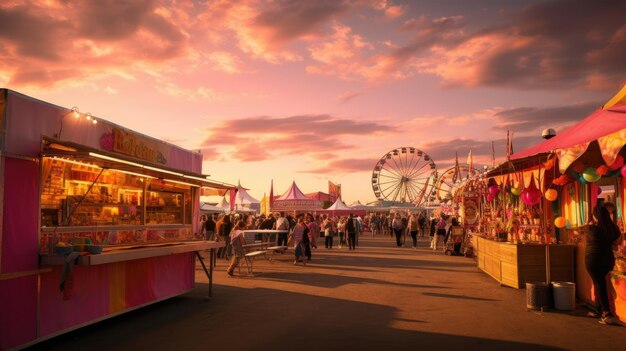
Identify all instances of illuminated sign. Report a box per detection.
[101,128,167,165]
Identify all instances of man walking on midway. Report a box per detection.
[346,213,357,250]
[274,212,290,248]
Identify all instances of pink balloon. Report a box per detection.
[609,155,624,170]
[487,194,495,201]
[521,188,541,206]
[488,185,500,196]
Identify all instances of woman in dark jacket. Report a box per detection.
[585,205,622,325]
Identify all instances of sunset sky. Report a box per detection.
[2,0,625,204]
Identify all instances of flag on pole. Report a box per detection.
[329,181,341,202]
[466,149,473,175]
[229,188,236,211]
[260,193,268,215]
[453,152,460,183]
[269,179,274,210]
[491,141,496,167]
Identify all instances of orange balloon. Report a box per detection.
[545,189,558,201]
[554,216,566,229]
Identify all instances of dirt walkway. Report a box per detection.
[31,235,626,351]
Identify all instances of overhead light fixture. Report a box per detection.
[71,106,80,118]
[51,156,101,169]
[164,179,200,187]
[85,112,98,124]
[110,168,158,179]
[89,152,144,168]
[144,165,184,177]
[183,174,214,182]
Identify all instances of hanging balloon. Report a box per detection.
[487,194,495,201]
[609,155,624,170]
[571,160,585,173]
[621,165,626,178]
[578,175,589,184]
[545,189,558,201]
[488,185,501,196]
[582,167,601,182]
[596,165,609,176]
[554,216,566,229]
[521,175,542,206]
[511,187,521,196]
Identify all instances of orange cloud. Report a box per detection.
[305,158,376,174]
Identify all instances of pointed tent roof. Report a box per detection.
[200,203,226,212]
[217,196,230,209]
[325,198,351,211]
[235,181,260,204]
[276,181,308,200]
[349,200,363,207]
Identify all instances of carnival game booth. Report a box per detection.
[0,90,232,349]
[470,153,575,289]
[510,94,626,320]
[271,181,323,214]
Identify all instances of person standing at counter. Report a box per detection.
[585,205,622,325]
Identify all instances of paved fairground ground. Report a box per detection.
[29,234,626,351]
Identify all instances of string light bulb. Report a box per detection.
[71,106,80,118]
[85,112,92,121]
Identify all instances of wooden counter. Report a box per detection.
[474,235,575,288]
[40,240,224,266]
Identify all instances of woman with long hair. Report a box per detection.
[585,205,622,325]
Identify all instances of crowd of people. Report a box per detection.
[199,210,467,268]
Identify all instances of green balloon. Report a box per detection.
[582,167,601,182]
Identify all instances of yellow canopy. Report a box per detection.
[603,84,626,109]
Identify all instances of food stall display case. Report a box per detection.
[0,89,231,350]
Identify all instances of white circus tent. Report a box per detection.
[234,181,260,212]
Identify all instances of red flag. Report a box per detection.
[329,181,338,202]
[229,188,236,211]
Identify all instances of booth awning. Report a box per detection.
[42,139,234,190]
[511,104,626,171]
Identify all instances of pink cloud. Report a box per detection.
[0,1,188,87]
[199,114,396,162]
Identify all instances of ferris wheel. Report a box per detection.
[435,165,471,203]
[371,147,437,206]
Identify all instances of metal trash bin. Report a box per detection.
[526,282,551,310]
[552,281,576,310]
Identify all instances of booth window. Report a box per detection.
[40,158,192,227]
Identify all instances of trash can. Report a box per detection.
[552,281,576,310]
[526,282,551,310]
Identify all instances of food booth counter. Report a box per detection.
[0,90,230,349]
[472,235,574,289]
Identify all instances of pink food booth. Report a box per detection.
[0,89,229,349]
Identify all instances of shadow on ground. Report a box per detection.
[30,284,563,351]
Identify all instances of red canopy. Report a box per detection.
[511,104,626,163]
